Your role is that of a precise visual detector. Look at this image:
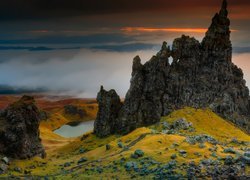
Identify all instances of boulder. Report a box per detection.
[13,167,22,173]
[171,154,177,160]
[1,157,9,164]
[0,163,8,174]
[179,150,187,154]
[124,161,138,172]
[223,147,236,154]
[134,149,144,157]
[244,151,250,157]
[170,118,192,130]
[117,142,123,148]
[79,148,85,154]
[238,156,250,165]
[106,144,111,151]
[224,155,234,165]
[64,162,71,167]
[77,157,87,164]
[0,96,45,159]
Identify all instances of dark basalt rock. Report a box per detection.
[94,86,123,137]
[39,110,50,121]
[0,95,45,159]
[94,0,250,137]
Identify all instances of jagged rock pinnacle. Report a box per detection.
[94,87,123,137]
[100,85,104,91]
[94,0,250,137]
[132,55,142,76]
[161,41,167,50]
[202,0,231,53]
[157,41,171,60]
[220,0,228,17]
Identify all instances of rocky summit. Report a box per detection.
[0,96,45,159]
[95,0,250,137]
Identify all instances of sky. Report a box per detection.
[0,0,250,97]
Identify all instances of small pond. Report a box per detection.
[54,120,95,138]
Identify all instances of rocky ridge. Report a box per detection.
[94,0,250,137]
[0,96,45,159]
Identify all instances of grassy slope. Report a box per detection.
[2,107,250,179]
[154,107,249,142]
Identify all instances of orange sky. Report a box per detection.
[121,27,208,33]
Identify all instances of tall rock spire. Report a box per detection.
[202,0,231,53]
[219,0,228,17]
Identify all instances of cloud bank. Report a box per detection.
[0,49,156,97]
[0,47,249,98]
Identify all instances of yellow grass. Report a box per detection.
[160,107,250,142]
[2,107,250,178]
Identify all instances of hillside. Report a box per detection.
[1,107,249,179]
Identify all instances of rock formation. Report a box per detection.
[94,0,250,137]
[94,86,123,137]
[0,96,45,159]
[64,105,86,118]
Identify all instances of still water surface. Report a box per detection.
[54,120,94,138]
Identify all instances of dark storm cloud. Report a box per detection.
[1,0,250,20]
[0,33,134,44]
[91,43,159,52]
[0,46,81,51]
[0,43,157,53]
[0,46,54,51]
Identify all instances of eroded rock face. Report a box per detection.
[94,0,250,136]
[0,96,45,159]
[94,86,123,137]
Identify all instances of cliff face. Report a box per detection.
[94,0,250,137]
[0,96,45,159]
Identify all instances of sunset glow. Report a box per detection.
[121,27,208,33]
[121,27,237,33]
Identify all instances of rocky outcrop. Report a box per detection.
[39,110,50,120]
[0,96,45,159]
[94,0,250,137]
[94,86,123,137]
[64,105,86,118]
